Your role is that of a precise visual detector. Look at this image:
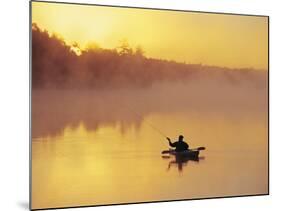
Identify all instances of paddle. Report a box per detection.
[161,147,206,154]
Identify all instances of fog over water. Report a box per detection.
[32,74,267,139]
[32,76,268,209]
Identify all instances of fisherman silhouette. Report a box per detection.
[167,135,189,152]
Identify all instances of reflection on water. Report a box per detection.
[31,83,268,209]
[163,155,204,172]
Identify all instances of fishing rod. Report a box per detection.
[125,104,206,152]
[124,104,168,138]
[98,95,168,139]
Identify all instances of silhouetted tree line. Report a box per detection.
[32,23,267,89]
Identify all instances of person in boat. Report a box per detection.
[167,135,189,152]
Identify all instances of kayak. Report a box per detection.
[162,149,200,158]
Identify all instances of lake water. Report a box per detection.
[31,84,268,209]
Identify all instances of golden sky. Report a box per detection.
[32,1,268,69]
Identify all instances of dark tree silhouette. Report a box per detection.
[32,23,267,89]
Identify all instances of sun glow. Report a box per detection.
[32,1,268,69]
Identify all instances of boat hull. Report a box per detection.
[164,149,200,158]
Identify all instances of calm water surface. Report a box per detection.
[32,88,268,209]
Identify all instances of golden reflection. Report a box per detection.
[32,111,268,209]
